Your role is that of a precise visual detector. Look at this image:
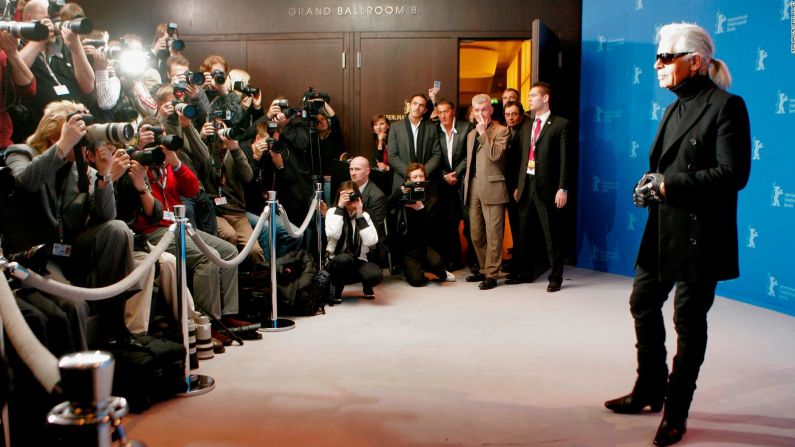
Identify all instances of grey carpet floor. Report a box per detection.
[125,267,795,447]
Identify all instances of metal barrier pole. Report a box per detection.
[260,191,295,332]
[47,351,145,447]
[173,205,215,395]
[315,182,323,265]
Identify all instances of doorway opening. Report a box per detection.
[458,39,532,120]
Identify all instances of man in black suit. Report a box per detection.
[604,23,751,447]
[511,82,569,291]
[387,93,442,193]
[503,101,526,279]
[434,99,472,270]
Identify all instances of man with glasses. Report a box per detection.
[604,23,751,447]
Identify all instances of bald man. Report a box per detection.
[349,156,386,230]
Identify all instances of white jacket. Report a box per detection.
[325,207,378,261]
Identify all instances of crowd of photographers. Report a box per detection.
[0,0,491,404]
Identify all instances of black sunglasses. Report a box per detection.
[656,52,693,64]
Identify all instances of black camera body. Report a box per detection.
[348,192,361,202]
[400,181,428,203]
[233,81,259,97]
[143,126,183,151]
[211,69,225,85]
[265,137,284,154]
[184,70,204,86]
[266,121,279,136]
[127,147,164,167]
[165,22,185,53]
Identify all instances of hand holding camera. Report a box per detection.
[128,160,148,191]
[136,124,156,150]
[633,172,665,207]
[57,113,88,155]
[200,121,216,140]
[0,31,20,56]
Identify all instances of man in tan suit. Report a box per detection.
[462,94,510,290]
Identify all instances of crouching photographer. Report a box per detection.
[325,181,382,303]
[387,162,455,286]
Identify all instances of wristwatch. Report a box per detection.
[101,173,113,183]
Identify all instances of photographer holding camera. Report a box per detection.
[166,54,211,127]
[15,0,95,140]
[199,54,242,127]
[387,162,455,287]
[154,84,217,235]
[151,22,184,82]
[127,116,255,342]
[325,180,382,302]
[2,100,138,347]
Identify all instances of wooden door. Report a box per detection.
[353,33,458,156]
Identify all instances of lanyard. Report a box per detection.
[155,166,170,211]
[39,53,63,87]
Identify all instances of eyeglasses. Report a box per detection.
[656,52,693,64]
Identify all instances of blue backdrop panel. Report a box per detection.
[578,0,795,315]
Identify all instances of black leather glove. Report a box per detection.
[633,172,664,207]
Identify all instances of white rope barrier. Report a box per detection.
[0,273,60,393]
[9,231,175,301]
[279,198,319,239]
[187,207,270,269]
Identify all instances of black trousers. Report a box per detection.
[402,247,446,287]
[516,175,564,283]
[326,253,383,292]
[433,183,464,267]
[630,265,717,420]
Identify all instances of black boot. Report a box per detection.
[604,381,665,414]
[653,409,687,446]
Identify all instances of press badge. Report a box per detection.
[52,243,72,257]
[53,85,70,96]
[214,196,227,206]
[163,211,175,222]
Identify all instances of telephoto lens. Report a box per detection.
[55,17,94,35]
[86,123,135,145]
[173,102,198,119]
[216,127,242,141]
[0,21,49,41]
[66,112,95,125]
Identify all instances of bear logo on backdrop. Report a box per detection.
[756,48,768,71]
[633,66,642,84]
[771,184,784,207]
[628,213,637,231]
[782,0,792,20]
[752,138,763,160]
[768,275,779,297]
[747,226,758,248]
[651,101,661,120]
[630,140,639,158]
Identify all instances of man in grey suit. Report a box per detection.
[462,94,510,290]
[387,93,442,193]
[435,99,472,270]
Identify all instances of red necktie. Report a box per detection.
[528,118,542,170]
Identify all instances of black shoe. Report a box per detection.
[478,278,497,290]
[547,281,562,292]
[653,417,687,446]
[604,393,664,414]
[362,284,375,300]
[466,273,486,282]
[329,284,342,305]
[506,275,532,285]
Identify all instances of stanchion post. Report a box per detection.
[173,205,215,395]
[314,182,323,265]
[260,191,295,332]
